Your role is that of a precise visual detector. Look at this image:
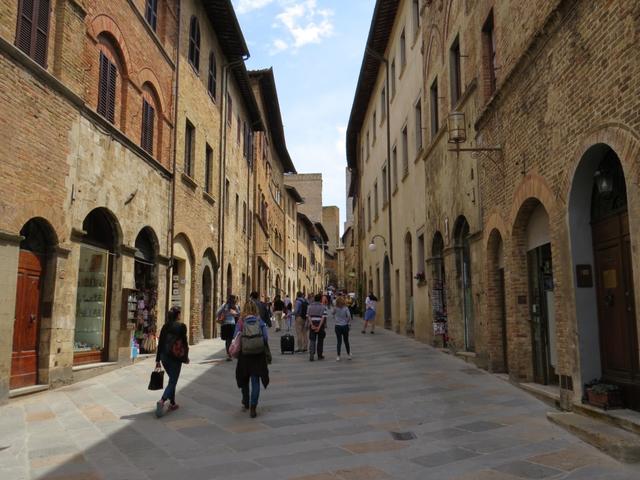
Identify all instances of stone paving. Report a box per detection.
[2,318,640,480]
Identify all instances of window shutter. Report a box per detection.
[16,0,34,55]
[98,51,117,124]
[16,0,50,67]
[107,61,117,123]
[141,99,154,155]
[33,0,49,66]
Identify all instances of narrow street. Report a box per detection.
[1,319,639,480]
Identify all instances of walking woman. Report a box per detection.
[362,292,377,334]
[235,300,270,418]
[272,294,285,332]
[334,295,352,361]
[217,295,240,361]
[155,307,189,417]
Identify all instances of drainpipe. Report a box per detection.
[365,46,393,265]
[218,56,248,305]
[166,0,182,319]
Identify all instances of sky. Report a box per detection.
[232,0,376,233]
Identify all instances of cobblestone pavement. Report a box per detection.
[2,318,640,480]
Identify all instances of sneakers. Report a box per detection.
[336,356,341,361]
[155,400,165,418]
[168,403,179,411]
[348,353,352,360]
[250,406,257,418]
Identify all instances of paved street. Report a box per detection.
[1,319,639,480]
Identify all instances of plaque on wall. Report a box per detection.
[576,264,593,288]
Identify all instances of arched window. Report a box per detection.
[188,16,200,71]
[144,0,158,31]
[16,0,51,67]
[97,39,120,124]
[208,51,217,98]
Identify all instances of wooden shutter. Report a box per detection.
[97,51,117,124]
[141,99,154,155]
[16,0,50,67]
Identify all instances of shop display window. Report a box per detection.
[74,246,108,353]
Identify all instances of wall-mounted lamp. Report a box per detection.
[594,169,613,195]
[369,234,387,252]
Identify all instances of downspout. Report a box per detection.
[166,0,182,318]
[245,129,254,298]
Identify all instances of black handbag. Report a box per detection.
[148,369,164,390]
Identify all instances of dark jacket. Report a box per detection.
[156,321,189,363]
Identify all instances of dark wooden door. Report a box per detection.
[593,212,639,409]
[11,251,42,389]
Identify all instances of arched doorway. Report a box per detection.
[201,249,218,340]
[226,264,233,297]
[454,217,474,351]
[133,228,159,354]
[74,208,121,365]
[570,145,639,410]
[404,233,414,334]
[383,255,391,330]
[172,234,194,343]
[11,218,57,389]
[430,232,447,346]
[487,229,507,372]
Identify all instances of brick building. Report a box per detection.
[0,0,177,399]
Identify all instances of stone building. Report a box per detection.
[347,0,427,336]
[286,173,323,223]
[284,185,303,298]
[249,68,296,301]
[0,0,177,399]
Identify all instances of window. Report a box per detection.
[227,93,233,124]
[391,59,396,97]
[188,16,200,71]
[412,0,420,36]
[235,194,239,229]
[140,98,154,155]
[392,146,398,189]
[224,179,230,214]
[415,99,423,152]
[372,111,377,142]
[97,51,117,123]
[366,131,370,159]
[243,201,247,233]
[184,120,195,177]
[16,0,51,67]
[248,209,253,238]
[382,164,388,205]
[237,114,241,146]
[367,194,371,230]
[374,181,379,220]
[400,29,406,69]
[145,0,158,31]
[450,36,462,107]
[381,87,386,119]
[482,10,497,97]
[204,143,213,193]
[208,52,217,99]
[430,78,439,139]
[417,233,425,275]
[402,125,409,176]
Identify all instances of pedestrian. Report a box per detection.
[334,295,352,361]
[284,294,293,330]
[307,293,327,361]
[155,306,189,417]
[250,291,272,328]
[294,291,309,353]
[272,294,285,332]
[216,294,240,361]
[235,300,270,418]
[362,292,377,334]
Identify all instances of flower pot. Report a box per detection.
[586,388,623,410]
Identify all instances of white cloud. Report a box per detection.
[270,38,289,55]
[235,0,275,14]
[274,0,334,51]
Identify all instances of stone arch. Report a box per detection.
[484,210,508,249]
[443,0,462,44]
[137,69,167,116]
[425,26,444,78]
[88,14,132,76]
[509,174,556,228]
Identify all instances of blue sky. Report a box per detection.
[232,0,376,232]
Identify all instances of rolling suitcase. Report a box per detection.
[281,333,295,354]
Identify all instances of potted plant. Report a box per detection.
[584,379,623,410]
[414,272,426,285]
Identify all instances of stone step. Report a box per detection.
[519,382,561,409]
[547,412,640,463]
[572,402,640,436]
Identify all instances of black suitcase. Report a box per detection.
[281,333,295,354]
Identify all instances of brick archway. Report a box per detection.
[88,15,132,77]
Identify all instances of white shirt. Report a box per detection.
[366,297,377,311]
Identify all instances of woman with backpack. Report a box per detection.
[155,306,189,417]
[217,295,240,361]
[334,295,352,361]
[362,292,378,334]
[235,300,270,418]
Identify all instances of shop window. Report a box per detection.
[184,120,195,177]
[450,35,462,107]
[132,228,159,354]
[208,51,217,99]
[188,16,200,71]
[16,0,51,67]
[141,98,155,155]
[97,50,117,124]
[145,0,158,31]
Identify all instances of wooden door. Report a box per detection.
[593,212,639,408]
[11,251,42,389]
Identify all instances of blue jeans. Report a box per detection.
[161,355,182,404]
[241,375,260,407]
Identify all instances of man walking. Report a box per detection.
[294,292,308,353]
[307,293,327,361]
[250,291,272,328]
